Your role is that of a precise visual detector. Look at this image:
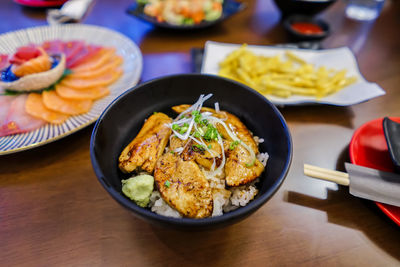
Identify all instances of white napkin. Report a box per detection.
[47,0,93,25]
[201,41,386,106]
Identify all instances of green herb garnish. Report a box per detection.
[203,124,219,141]
[208,144,212,149]
[192,144,205,152]
[192,110,202,123]
[179,122,189,134]
[229,140,240,150]
[245,159,256,168]
[164,180,171,188]
[172,124,180,131]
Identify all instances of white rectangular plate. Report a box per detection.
[201,41,385,106]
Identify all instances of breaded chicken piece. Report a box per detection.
[154,152,213,218]
[172,105,264,186]
[119,112,172,174]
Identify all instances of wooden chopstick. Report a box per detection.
[304,164,350,186]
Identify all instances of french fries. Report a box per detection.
[218,44,357,99]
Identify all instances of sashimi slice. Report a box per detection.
[12,48,52,77]
[68,55,123,79]
[67,45,102,69]
[56,84,110,100]
[60,68,123,89]
[42,90,92,115]
[71,48,115,72]
[26,93,69,124]
[42,40,64,55]
[0,95,45,137]
[63,41,85,62]
[0,95,16,123]
[0,54,9,70]
[9,45,41,65]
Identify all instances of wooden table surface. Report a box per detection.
[1,0,399,266]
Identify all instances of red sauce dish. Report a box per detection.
[349,117,400,226]
[291,22,324,35]
[283,15,329,41]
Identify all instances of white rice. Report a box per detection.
[229,183,259,207]
[257,152,269,167]
[148,191,182,218]
[253,136,264,144]
[212,188,231,216]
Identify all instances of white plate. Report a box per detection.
[0,24,142,155]
[201,41,385,106]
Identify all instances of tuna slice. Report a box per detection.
[0,54,9,70]
[42,40,64,55]
[67,45,102,69]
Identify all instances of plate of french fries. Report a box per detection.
[201,41,385,106]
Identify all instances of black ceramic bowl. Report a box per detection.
[90,74,292,230]
[272,0,336,17]
[284,15,330,41]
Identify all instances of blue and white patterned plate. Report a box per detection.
[0,24,142,155]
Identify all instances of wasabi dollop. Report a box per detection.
[121,174,154,207]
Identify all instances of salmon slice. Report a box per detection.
[71,48,115,72]
[25,93,69,124]
[42,90,92,115]
[68,55,123,79]
[12,48,52,77]
[55,84,110,100]
[60,68,123,90]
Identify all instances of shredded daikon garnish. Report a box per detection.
[168,94,256,170]
[215,102,220,112]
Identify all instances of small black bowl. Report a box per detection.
[284,15,330,42]
[90,74,292,230]
[273,0,336,17]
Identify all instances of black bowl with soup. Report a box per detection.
[90,74,292,229]
[272,0,337,17]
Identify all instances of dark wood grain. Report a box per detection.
[1,0,400,266]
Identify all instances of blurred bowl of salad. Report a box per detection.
[127,0,245,30]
